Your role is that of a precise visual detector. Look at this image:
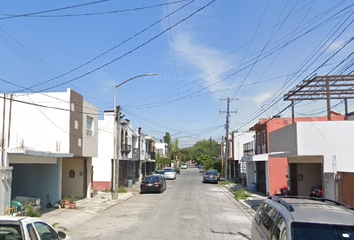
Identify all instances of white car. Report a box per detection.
[0,216,72,240]
[163,167,176,180]
[181,164,188,169]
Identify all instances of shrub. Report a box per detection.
[24,200,41,217]
[118,187,127,193]
[234,189,252,200]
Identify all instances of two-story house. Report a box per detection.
[0,88,98,211]
[228,131,255,181]
[93,112,156,190]
[246,114,345,196]
[270,119,354,206]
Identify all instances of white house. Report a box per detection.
[155,142,168,158]
[0,88,98,213]
[269,121,354,206]
[230,131,255,181]
[93,112,156,190]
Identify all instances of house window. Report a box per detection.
[69,170,75,178]
[71,103,75,112]
[256,132,261,154]
[78,138,82,147]
[74,120,78,130]
[87,116,94,136]
[261,131,266,153]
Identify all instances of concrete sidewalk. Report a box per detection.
[40,183,140,232]
[224,183,267,212]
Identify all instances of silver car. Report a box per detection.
[252,196,354,240]
[163,167,176,180]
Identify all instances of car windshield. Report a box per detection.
[144,176,160,182]
[205,171,217,175]
[154,171,163,174]
[163,169,174,172]
[292,222,354,240]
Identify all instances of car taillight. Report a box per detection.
[141,183,147,186]
[154,182,160,185]
[203,175,208,177]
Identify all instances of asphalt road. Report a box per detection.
[69,167,253,240]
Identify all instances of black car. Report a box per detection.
[140,175,166,193]
[202,170,219,184]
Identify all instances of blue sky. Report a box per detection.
[1,0,354,147]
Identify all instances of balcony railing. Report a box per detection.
[121,144,132,154]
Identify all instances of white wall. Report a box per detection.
[270,121,354,173]
[155,142,167,157]
[92,111,114,182]
[232,131,255,160]
[1,91,71,155]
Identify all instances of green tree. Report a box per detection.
[156,153,171,169]
[170,138,179,161]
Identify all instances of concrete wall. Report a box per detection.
[92,111,114,186]
[270,121,354,173]
[295,163,322,196]
[69,90,83,157]
[2,91,71,155]
[268,157,288,195]
[232,131,255,160]
[62,158,85,198]
[82,101,98,158]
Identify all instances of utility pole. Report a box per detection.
[113,106,120,200]
[219,97,237,181]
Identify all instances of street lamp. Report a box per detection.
[112,73,157,200]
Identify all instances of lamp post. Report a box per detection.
[112,73,157,200]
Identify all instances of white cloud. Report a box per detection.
[251,91,274,105]
[173,33,236,98]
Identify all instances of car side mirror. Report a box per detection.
[58,231,67,239]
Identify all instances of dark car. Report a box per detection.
[202,170,219,184]
[140,175,166,193]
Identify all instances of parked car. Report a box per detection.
[252,196,354,240]
[163,167,176,180]
[140,175,166,193]
[0,216,72,240]
[198,164,204,173]
[181,164,188,169]
[153,170,164,176]
[202,170,218,184]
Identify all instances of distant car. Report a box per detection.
[163,167,176,180]
[181,164,188,169]
[140,175,166,193]
[153,170,164,176]
[202,170,219,184]
[199,164,204,173]
[0,216,72,240]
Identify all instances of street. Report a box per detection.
[69,167,253,240]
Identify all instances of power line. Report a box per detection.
[0,1,190,18]
[37,0,217,92]
[0,0,111,20]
